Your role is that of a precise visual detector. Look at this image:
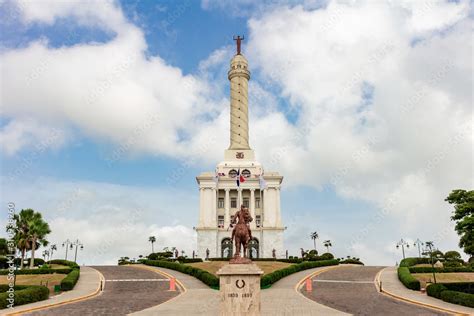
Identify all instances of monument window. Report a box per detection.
[228,169,238,178]
[242,169,251,178]
[256,215,261,227]
[248,238,259,259]
[231,198,237,208]
[243,198,249,208]
[217,215,224,228]
[218,198,224,208]
[256,198,260,208]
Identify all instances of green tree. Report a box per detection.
[444,250,462,262]
[310,231,319,252]
[0,238,8,255]
[50,244,57,261]
[323,240,332,253]
[148,236,156,253]
[26,210,51,268]
[12,209,34,269]
[445,189,474,257]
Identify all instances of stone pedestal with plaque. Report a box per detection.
[216,263,263,316]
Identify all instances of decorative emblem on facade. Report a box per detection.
[236,152,244,159]
[235,279,246,289]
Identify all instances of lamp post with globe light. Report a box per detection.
[414,239,424,258]
[396,238,410,259]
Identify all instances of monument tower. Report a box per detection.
[196,36,284,259]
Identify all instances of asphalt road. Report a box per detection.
[26,265,178,316]
[301,266,449,316]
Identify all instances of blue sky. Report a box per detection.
[0,0,472,265]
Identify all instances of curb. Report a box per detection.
[131,264,186,293]
[5,268,105,316]
[377,267,469,316]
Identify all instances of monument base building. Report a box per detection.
[196,38,285,259]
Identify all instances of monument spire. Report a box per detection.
[228,35,251,150]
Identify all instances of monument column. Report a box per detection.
[224,188,230,226]
[250,189,256,229]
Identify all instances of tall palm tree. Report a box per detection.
[323,240,332,253]
[13,209,34,269]
[27,211,51,268]
[310,231,319,252]
[148,236,156,253]
[49,244,57,261]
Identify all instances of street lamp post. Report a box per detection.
[414,239,423,258]
[62,239,72,260]
[71,239,84,263]
[396,238,410,259]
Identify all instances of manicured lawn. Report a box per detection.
[186,261,293,276]
[0,274,65,294]
[49,264,69,269]
[412,272,474,284]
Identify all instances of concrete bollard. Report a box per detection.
[305,278,312,292]
[169,278,176,291]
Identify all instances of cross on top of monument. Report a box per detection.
[233,35,244,55]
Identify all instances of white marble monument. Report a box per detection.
[196,36,285,260]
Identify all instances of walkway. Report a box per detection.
[379,266,474,315]
[130,264,219,316]
[2,266,101,316]
[302,265,450,316]
[24,266,178,316]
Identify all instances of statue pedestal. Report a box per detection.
[216,263,263,316]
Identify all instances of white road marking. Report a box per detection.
[105,279,170,282]
[313,279,374,284]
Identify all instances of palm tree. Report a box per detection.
[27,211,51,268]
[13,209,34,269]
[42,250,49,261]
[310,231,319,252]
[148,236,156,253]
[49,244,57,261]
[323,240,332,253]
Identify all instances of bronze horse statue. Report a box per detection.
[230,205,253,262]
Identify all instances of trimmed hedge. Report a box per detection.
[178,258,203,264]
[261,259,339,288]
[144,260,219,288]
[409,266,473,274]
[60,269,80,291]
[48,259,80,270]
[427,283,474,308]
[339,259,364,265]
[397,267,420,290]
[0,285,49,309]
[0,268,71,275]
[399,257,431,267]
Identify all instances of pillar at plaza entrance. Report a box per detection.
[196,37,285,260]
[216,263,263,316]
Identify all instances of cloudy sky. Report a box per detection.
[0,0,472,265]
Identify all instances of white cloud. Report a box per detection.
[1,0,472,264]
[0,176,198,265]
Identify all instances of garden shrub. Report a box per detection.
[409,266,473,274]
[427,283,474,308]
[397,267,420,290]
[261,259,338,288]
[399,257,431,267]
[13,258,44,267]
[440,290,474,308]
[144,260,219,288]
[0,285,49,309]
[177,258,202,263]
[0,268,71,275]
[60,269,80,291]
[48,259,80,270]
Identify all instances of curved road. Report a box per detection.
[302,266,449,316]
[26,266,178,316]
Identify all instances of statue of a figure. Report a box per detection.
[272,248,276,259]
[230,205,253,263]
[206,248,210,260]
